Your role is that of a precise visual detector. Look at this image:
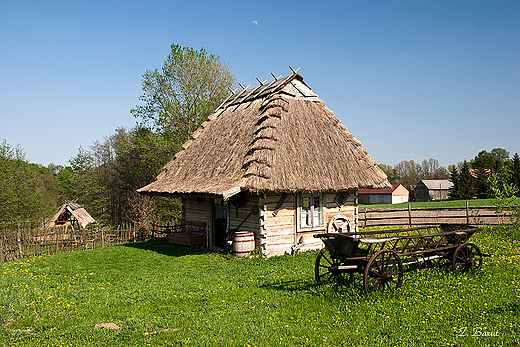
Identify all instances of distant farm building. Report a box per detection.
[358,183,409,205]
[414,180,453,201]
[48,200,96,230]
[138,72,391,256]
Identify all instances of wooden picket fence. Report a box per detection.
[359,203,513,228]
[0,220,161,264]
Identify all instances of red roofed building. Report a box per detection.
[358,183,409,205]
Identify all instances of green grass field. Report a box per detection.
[1,225,519,346]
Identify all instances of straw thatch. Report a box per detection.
[138,73,391,198]
[48,200,96,229]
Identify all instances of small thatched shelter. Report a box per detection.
[138,72,390,256]
[49,200,96,230]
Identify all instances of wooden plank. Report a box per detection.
[262,228,295,238]
[264,214,295,227]
[261,194,296,205]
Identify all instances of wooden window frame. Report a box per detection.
[300,192,324,229]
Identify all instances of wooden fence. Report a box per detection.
[0,220,167,264]
[359,203,512,228]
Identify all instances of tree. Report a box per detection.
[378,164,398,183]
[490,166,519,227]
[471,148,510,198]
[393,160,422,192]
[53,45,236,227]
[457,160,477,199]
[491,148,510,162]
[511,153,520,197]
[131,44,236,146]
[420,158,448,179]
[0,140,58,223]
[448,164,460,200]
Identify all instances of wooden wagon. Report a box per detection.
[313,224,485,293]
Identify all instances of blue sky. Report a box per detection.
[1,0,519,168]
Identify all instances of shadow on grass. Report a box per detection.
[121,237,215,257]
[258,275,363,297]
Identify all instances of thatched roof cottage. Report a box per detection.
[49,200,96,230]
[138,72,390,256]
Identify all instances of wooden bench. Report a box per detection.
[168,221,206,247]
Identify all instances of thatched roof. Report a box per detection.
[49,200,96,228]
[138,73,391,198]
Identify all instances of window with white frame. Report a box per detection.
[300,193,324,228]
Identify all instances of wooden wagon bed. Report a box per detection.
[314,224,485,293]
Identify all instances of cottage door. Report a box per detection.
[213,200,228,248]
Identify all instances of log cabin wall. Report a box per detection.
[182,189,358,256]
[228,193,261,245]
[259,190,358,256]
[182,197,213,247]
[323,190,358,232]
[259,194,297,256]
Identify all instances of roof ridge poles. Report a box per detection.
[289,66,301,74]
[214,87,238,113]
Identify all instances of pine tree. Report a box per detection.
[458,160,476,199]
[448,164,460,200]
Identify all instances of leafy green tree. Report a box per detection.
[378,164,398,183]
[0,140,58,223]
[491,166,519,227]
[114,126,181,225]
[54,45,235,227]
[393,160,422,192]
[420,158,448,179]
[131,43,236,145]
[471,148,510,198]
[491,148,510,162]
[125,44,235,225]
[511,153,520,197]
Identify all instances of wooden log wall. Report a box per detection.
[228,194,260,234]
[259,190,358,256]
[259,194,296,256]
[182,198,213,247]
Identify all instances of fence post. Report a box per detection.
[17,230,23,259]
[101,229,104,248]
[0,238,4,264]
[466,201,469,225]
[55,228,59,254]
[408,204,412,226]
[364,208,367,227]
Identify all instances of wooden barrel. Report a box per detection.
[233,231,255,258]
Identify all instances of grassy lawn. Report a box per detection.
[359,198,505,210]
[1,226,519,346]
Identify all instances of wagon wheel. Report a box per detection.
[363,249,404,293]
[315,248,343,285]
[452,243,483,273]
[327,215,351,234]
